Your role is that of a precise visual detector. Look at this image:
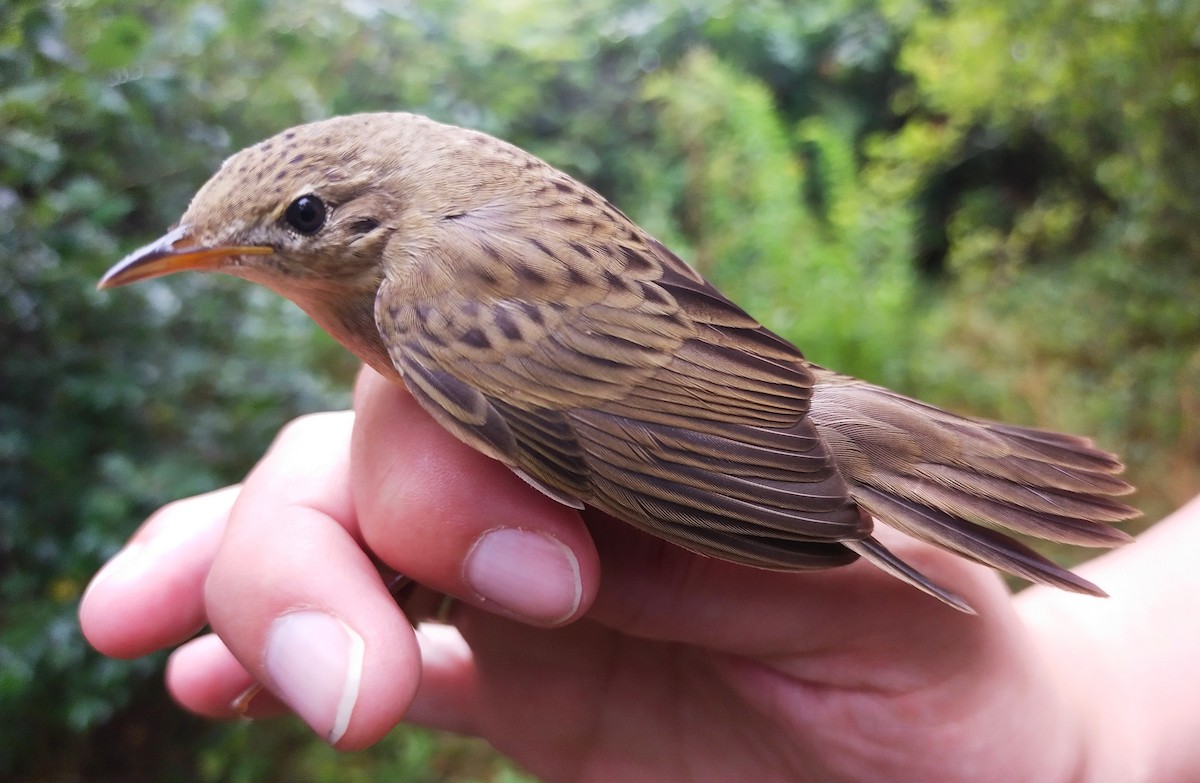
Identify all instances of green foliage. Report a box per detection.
[1,1,359,777]
[3,0,1197,780]
[193,721,536,783]
[870,0,1200,518]
[646,50,918,383]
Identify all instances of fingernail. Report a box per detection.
[230,683,264,719]
[464,529,582,625]
[265,611,364,745]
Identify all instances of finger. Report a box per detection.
[205,410,421,749]
[403,622,481,736]
[80,486,237,658]
[171,622,487,734]
[166,633,288,720]
[350,368,600,627]
[583,510,1015,668]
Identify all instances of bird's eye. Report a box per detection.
[284,195,327,235]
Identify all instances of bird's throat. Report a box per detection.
[293,286,398,380]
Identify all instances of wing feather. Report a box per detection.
[375,211,866,564]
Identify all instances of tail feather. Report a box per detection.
[855,485,1109,597]
[886,471,1135,545]
[844,536,976,613]
[913,459,1136,522]
[985,421,1130,475]
[809,372,1138,603]
[928,453,1134,502]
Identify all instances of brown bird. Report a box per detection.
[99,112,1138,612]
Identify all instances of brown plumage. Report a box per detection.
[99,113,1138,612]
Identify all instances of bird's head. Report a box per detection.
[99,112,495,377]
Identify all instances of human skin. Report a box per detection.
[80,368,1200,782]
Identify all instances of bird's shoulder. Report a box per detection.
[376,186,814,417]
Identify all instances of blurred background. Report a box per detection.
[3,0,1198,779]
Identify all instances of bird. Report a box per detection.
[99,112,1138,612]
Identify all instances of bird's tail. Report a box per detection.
[809,372,1139,609]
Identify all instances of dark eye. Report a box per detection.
[284,195,327,234]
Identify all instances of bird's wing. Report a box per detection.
[375,204,865,568]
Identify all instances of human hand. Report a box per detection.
[81,367,1104,782]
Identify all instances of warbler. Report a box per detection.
[100,113,1137,612]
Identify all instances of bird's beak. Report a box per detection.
[97,225,274,289]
